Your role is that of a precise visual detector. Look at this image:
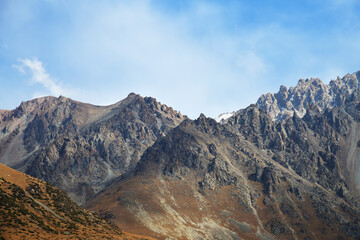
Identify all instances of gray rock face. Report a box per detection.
[89,99,360,239]
[0,93,184,205]
[86,72,360,239]
[256,71,360,121]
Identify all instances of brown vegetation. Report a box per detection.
[0,164,155,240]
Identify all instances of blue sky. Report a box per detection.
[1,0,360,118]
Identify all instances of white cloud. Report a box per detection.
[12,64,25,74]
[14,58,74,98]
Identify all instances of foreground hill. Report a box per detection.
[0,93,184,205]
[0,163,154,240]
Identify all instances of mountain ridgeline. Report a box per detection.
[256,71,360,122]
[0,93,184,205]
[1,71,360,239]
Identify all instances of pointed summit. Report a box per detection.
[0,93,185,205]
[256,71,360,121]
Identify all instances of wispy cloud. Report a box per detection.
[13,58,74,98]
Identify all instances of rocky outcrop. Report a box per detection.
[231,102,360,195]
[256,71,360,121]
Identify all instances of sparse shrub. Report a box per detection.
[26,183,43,199]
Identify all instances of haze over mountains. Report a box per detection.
[1,71,360,239]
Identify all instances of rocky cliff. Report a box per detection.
[256,71,360,121]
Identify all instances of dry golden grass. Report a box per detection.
[0,164,155,240]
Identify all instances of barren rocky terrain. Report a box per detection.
[0,93,184,205]
[1,71,360,239]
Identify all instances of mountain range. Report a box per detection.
[1,71,360,239]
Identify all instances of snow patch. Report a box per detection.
[215,112,235,123]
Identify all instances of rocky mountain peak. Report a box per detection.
[143,96,183,119]
[0,93,185,205]
[330,71,360,90]
[256,71,360,122]
[118,92,183,120]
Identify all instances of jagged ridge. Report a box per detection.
[256,71,360,121]
[0,93,184,205]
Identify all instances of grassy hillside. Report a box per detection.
[0,163,154,240]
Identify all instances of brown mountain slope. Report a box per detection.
[0,93,184,205]
[0,163,155,240]
[87,109,360,240]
